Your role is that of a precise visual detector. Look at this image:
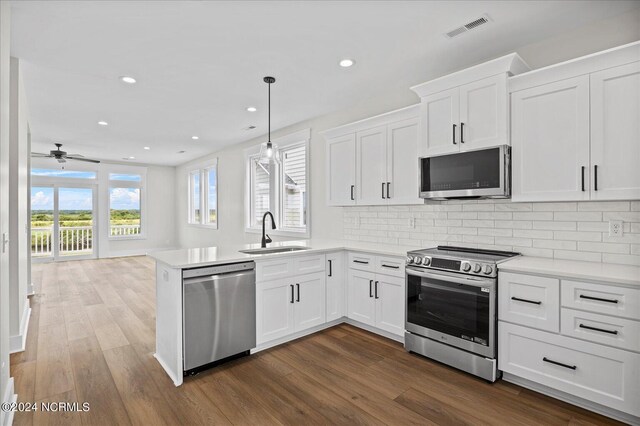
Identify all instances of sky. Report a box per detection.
[31,187,140,210]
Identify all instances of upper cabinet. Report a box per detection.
[323,105,421,206]
[411,53,530,157]
[510,41,640,202]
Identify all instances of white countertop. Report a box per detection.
[147,239,420,269]
[498,256,640,287]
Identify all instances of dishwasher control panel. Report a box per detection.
[183,261,255,279]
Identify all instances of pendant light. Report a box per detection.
[259,76,280,164]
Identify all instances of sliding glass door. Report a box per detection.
[31,185,97,261]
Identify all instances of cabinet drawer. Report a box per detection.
[561,308,640,353]
[293,254,326,275]
[348,252,375,272]
[561,280,640,320]
[499,322,640,417]
[256,258,293,282]
[375,256,405,278]
[498,272,559,332]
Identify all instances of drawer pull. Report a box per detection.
[543,357,577,370]
[511,296,542,305]
[579,323,618,335]
[579,294,618,304]
[381,264,399,269]
[353,260,369,265]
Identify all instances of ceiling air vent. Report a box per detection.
[445,14,491,39]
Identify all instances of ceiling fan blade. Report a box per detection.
[57,158,66,163]
[66,156,100,164]
[31,152,52,157]
[67,153,84,157]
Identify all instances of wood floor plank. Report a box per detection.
[33,390,83,426]
[12,361,36,426]
[34,323,74,401]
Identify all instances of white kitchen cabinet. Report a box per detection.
[348,269,376,326]
[294,272,326,331]
[420,88,459,156]
[590,61,640,200]
[326,252,345,322]
[374,275,405,335]
[498,272,560,332]
[411,53,529,157]
[326,133,356,206]
[323,104,421,206]
[511,76,591,202]
[356,126,388,205]
[256,279,296,344]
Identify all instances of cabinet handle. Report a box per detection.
[374,281,379,299]
[452,124,457,145]
[353,260,369,265]
[290,285,294,304]
[511,296,542,305]
[382,182,386,199]
[328,259,332,277]
[579,294,618,304]
[460,122,464,143]
[579,323,618,335]
[381,264,399,269]
[594,165,598,191]
[543,357,576,370]
[581,166,585,192]
[369,280,373,298]
[386,182,391,199]
[350,185,355,201]
[296,283,300,302]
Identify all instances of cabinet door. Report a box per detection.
[419,88,460,156]
[294,272,326,332]
[386,118,422,205]
[511,76,591,202]
[459,74,508,150]
[326,134,356,206]
[590,61,640,200]
[356,126,388,205]
[256,280,295,345]
[326,252,345,322]
[347,269,376,326]
[374,275,405,336]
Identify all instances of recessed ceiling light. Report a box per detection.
[339,59,355,68]
[120,76,137,84]
[246,106,257,112]
[191,136,199,140]
[143,146,150,150]
[128,156,135,160]
[98,121,108,126]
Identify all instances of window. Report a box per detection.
[109,171,144,238]
[188,160,218,228]
[31,168,97,179]
[245,129,310,237]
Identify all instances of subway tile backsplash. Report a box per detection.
[343,200,640,266]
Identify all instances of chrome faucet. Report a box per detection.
[261,211,276,248]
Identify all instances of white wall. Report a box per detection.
[176,9,640,251]
[8,57,29,353]
[0,2,15,423]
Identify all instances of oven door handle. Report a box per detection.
[406,267,495,288]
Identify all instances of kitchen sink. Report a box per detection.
[239,247,311,255]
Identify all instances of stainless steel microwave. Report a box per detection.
[419,145,510,200]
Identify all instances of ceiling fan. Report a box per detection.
[31,143,100,164]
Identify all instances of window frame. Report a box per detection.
[107,165,146,241]
[187,158,219,229]
[244,129,310,238]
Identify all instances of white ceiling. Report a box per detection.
[11,1,639,166]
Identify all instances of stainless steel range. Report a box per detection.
[404,245,519,382]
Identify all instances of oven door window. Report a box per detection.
[407,274,490,345]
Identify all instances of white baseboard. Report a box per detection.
[107,246,178,259]
[153,352,182,387]
[252,319,345,353]
[503,372,640,425]
[1,378,16,426]
[9,300,31,354]
[344,318,404,343]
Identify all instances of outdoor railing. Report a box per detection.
[30,224,140,256]
[110,224,141,236]
[31,227,53,256]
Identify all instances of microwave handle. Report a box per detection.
[406,266,495,288]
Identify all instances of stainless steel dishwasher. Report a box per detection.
[182,261,256,375]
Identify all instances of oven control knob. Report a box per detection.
[423,257,431,266]
[483,265,493,275]
[406,256,413,265]
[473,264,482,273]
[414,257,422,265]
[462,263,471,272]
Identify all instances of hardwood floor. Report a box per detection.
[11,256,621,425]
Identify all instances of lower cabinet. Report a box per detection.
[326,252,345,322]
[256,271,326,345]
[347,268,405,336]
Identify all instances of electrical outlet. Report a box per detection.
[609,220,623,237]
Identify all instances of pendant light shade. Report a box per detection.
[259,76,280,164]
